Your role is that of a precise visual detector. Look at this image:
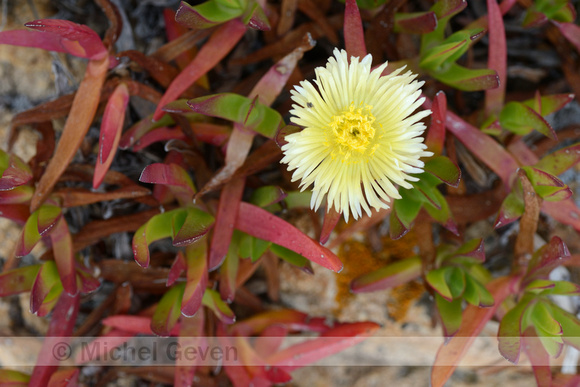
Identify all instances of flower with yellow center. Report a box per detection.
[281,48,432,222]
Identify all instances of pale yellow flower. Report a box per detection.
[281,48,432,222]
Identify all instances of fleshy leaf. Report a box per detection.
[140,163,197,204]
[523,92,574,117]
[151,283,184,336]
[425,91,446,156]
[16,210,42,257]
[181,240,208,317]
[423,189,459,235]
[435,293,462,338]
[250,186,287,208]
[37,204,62,236]
[132,211,176,267]
[526,236,570,280]
[395,12,437,34]
[50,216,77,296]
[531,301,563,336]
[522,327,552,386]
[47,369,79,387]
[168,252,187,287]
[236,202,343,272]
[494,192,524,228]
[344,0,367,59]
[451,238,485,262]
[175,0,245,30]
[535,142,580,176]
[0,185,34,204]
[498,295,534,363]
[266,322,380,371]
[30,260,62,316]
[500,102,557,139]
[187,93,284,138]
[270,243,313,273]
[94,82,130,189]
[0,19,107,59]
[31,55,109,210]
[153,19,246,120]
[0,152,33,191]
[522,166,571,201]
[202,288,236,324]
[424,156,461,187]
[426,267,453,301]
[220,233,240,303]
[555,22,580,53]
[485,0,507,115]
[230,309,328,336]
[434,63,499,91]
[0,264,41,296]
[350,256,422,293]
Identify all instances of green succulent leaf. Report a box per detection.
[500,102,557,139]
[494,191,524,228]
[152,283,184,336]
[187,93,283,138]
[202,288,236,324]
[424,156,461,187]
[270,243,312,272]
[426,267,453,301]
[498,294,535,363]
[250,186,287,208]
[431,63,499,91]
[435,293,463,338]
[521,166,571,201]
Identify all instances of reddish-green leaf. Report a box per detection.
[175,0,245,30]
[319,206,341,245]
[187,93,283,139]
[424,156,461,187]
[37,204,62,236]
[47,368,79,387]
[202,288,235,324]
[230,309,328,336]
[498,295,534,363]
[153,19,246,120]
[535,142,580,176]
[435,64,499,91]
[94,82,130,188]
[523,92,574,117]
[350,256,422,293]
[152,283,184,336]
[395,12,437,34]
[425,91,446,156]
[16,210,43,257]
[30,292,79,386]
[494,192,524,228]
[132,211,175,267]
[50,216,77,296]
[168,252,187,287]
[555,22,580,53]
[0,152,32,191]
[140,163,196,204]
[0,264,40,296]
[181,240,208,317]
[236,202,343,272]
[526,236,570,281]
[500,102,557,139]
[436,293,462,338]
[0,185,34,204]
[220,233,240,303]
[30,261,62,316]
[426,267,453,301]
[522,166,571,201]
[270,243,313,273]
[250,186,287,208]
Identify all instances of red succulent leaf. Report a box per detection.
[103,315,181,335]
[0,186,34,204]
[535,142,580,176]
[485,0,507,116]
[94,82,130,188]
[24,19,107,59]
[236,202,343,272]
[254,325,288,358]
[395,12,437,34]
[220,236,240,303]
[230,309,329,336]
[153,19,246,120]
[140,163,196,205]
[266,322,380,371]
[175,308,206,386]
[30,261,61,316]
[319,206,341,245]
[209,176,245,270]
[344,0,367,59]
[554,21,580,53]
[29,292,79,386]
[451,238,486,262]
[525,236,571,281]
[425,91,446,156]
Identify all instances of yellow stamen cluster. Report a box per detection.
[328,103,376,160]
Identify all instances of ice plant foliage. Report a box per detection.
[281,49,432,221]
